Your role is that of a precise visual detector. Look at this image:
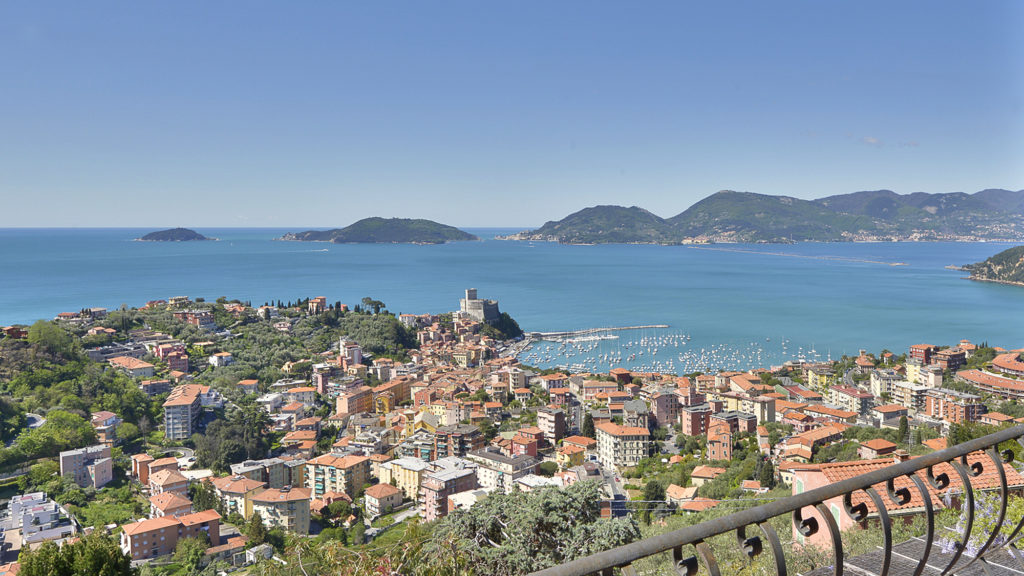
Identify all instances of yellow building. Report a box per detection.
[807,368,837,391]
[556,444,585,469]
[377,457,430,500]
[210,475,266,520]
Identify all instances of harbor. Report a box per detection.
[509,324,832,374]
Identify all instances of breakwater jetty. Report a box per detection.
[687,245,907,266]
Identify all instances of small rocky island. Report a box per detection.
[136,228,213,242]
[963,245,1024,287]
[279,217,478,244]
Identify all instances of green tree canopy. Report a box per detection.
[437,480,640,576]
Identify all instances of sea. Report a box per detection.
[1,228,1022,374]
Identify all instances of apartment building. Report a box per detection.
[59,444,113,489]
[211,475,268,519]
[466,447,537,491]
[377,457,430,500]
[420,458,478,522]
[364,483,402,518]
[163,384,205,440]
[9,493,76,544]
[434,424,485,459]
[304,453,370,498]
[595,422,651,470]
[251,487,311,535]
[828,386,874,415]
[537,407,567,446]
[923,388,985,424]
[120,510,221,561]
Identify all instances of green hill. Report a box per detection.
[965,245,1024,285]
[280,218,478,244]
[137,228,212,241]
[669,191,877,242]
[523,206,675,244]
[503,188,1024,244]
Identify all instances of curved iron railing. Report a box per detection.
[530,423,1024,576]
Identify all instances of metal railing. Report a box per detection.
[530,423,1024,576]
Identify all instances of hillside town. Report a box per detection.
[1,289,1023,574]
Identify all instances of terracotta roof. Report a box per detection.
[993,353,1024,374]
[741,480,762,490]
[873,404,908,413]
[923,437,948,451]
[179,509,221,526]
[211,475,266,494]
[121,515,180,536]
[150,469,187,486]
[562,436,597,448]
[364,483,401,499]
[812,452,1024,514]
[149,491,192,511]
[109,356,154,370]
[666,484,697,500]
[308,453,369,469]
[860,438,897,452]
[596,422,650,437]
[680,498,719,512]
[691,465,726,479]
[957,370,1024,392]
[252,487,311,503]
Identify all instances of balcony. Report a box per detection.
[531,423,1024,576]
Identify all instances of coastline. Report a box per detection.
[966,276,1024,288]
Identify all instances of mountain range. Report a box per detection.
[500,189,1024,244]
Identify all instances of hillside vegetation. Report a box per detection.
[966,245,1024,285]
[280,218,478,244]
[502,188,1024,244]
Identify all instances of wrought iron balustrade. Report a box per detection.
[530,423,1024,576]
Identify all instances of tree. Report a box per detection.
[350,521,366,545]
[758,459,776,489]
[361,297,385,315]
[437,480,639,576]
[538,461,559,477]
[898,415,909,443]
[246,511,268,545]
[582,413,595,439]
[18,532,133,576]
[27,320,77,359]
[173,536,209,575]
[189,481,221,515]
[640,479,667,525]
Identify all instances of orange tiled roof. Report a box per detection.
[252,487,311,503]
[860,438,897,451]
[814,452,1024,513]
[691,465,726,479]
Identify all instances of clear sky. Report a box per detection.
[2,2,1022,228]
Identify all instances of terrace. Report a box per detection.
[531,423,1024,576]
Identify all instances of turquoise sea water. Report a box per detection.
[1,228,1022,372]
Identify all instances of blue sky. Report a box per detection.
[1,2,1022,228]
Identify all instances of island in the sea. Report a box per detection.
[963,245,1024,287]
[136,228,213,242]
[500,188,1024,244]
[279,217,478,244]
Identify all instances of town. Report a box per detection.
[1,289,1023,575]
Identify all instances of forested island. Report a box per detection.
[136,228,213,242]
[279,217,478,244]
[500,188,1024,244]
